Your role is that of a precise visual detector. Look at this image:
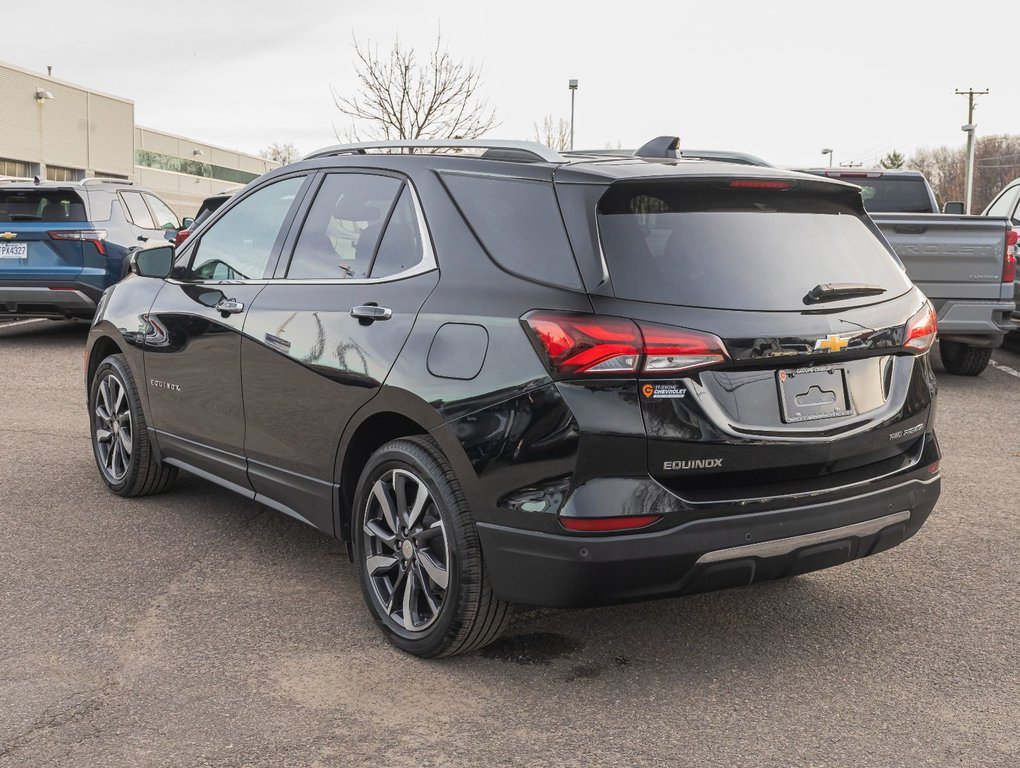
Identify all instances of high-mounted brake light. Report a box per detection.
[903,302,937,353]
[728,179,792,189]
[49,229,108,256]
[1003,229,1017,283]
[522,311,729,377]
[560,515,661,532]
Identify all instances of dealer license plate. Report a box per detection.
[777,365,854,423]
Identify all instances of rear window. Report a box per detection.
[827,175,933,213]
[0,189,87,222]
[597,181,912,311]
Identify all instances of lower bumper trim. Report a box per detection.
[696,509,910,564]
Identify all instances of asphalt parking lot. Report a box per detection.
[1,318,1018,767]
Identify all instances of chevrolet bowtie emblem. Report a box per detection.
[0,232,16,240]
[816,334,848,353]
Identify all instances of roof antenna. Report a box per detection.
[34,175,42,185]
[635,136,680,158]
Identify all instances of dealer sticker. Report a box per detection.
[641,382,687,399]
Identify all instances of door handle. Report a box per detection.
[215,298,245,317]
[350,305,392,323]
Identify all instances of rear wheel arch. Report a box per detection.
[87,335,124,390]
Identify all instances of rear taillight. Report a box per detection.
[560,515,661,532]
[49,229,108,256]
[903,302,937,353]
[522,311,729,377]
[728,179,792,189]
[174,229,192,247]
[1003,229,1017,283]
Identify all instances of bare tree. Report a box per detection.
[533,115,570,151]
[259,142,299,165]
[333,34,499,142]
[908,134,1020,211]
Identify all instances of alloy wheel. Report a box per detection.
[94,373,133,483]
[362,468,450,633]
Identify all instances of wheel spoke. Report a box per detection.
[366,554,399,576]
[417,550,448,590]
[402,566,418,631]
[99,378,113,417]
[119,429,132,455]
[415,519,444,543]
[364,519,398,548]
[95,428,112,443]
[95,404,111,423]
[112,378,126,415]
[414,563,440,617]
[392,471,410,525]
[386,567,408,614]
[372,479,400,534]
[406,481,430,530]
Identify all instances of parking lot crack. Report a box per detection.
[0,685,110,761]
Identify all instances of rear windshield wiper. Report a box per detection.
[804,282,887,304]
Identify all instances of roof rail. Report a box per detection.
[303,139,565,163]
[81,177,133,186]
[0,177,36,184]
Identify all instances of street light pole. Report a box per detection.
[821,148,833,167]
[568,79,578,151]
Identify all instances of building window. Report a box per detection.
[0,158,31,178]
[46,165,84,182]
[135,149,260,185]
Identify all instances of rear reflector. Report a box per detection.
[903,302,937,353]
[522,311,728,377]
[728,179,792,189]
[927,461,940,474]
[1004,229,1017,283]
[560,515,661,532]
[49,229,108,256]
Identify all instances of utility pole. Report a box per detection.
[956,88,989,214]
[839,161,863,168]
[568,79,578,151]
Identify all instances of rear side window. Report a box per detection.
[0,190,87,222]
[985,184,1020,220]
[597,181,912,312]
[145,194,180,230]
[441,173,582,289]
[190,176,304,281]
[122,191,155,228]
[287,173,404,280]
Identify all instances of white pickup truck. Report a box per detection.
[800,169,1016,375]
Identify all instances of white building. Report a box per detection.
[0,61,279,216]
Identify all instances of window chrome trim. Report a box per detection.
[171,170,437,287]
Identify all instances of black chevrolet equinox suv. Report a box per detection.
[85,137,942,657]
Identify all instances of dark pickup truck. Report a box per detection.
[799,169,1016,375]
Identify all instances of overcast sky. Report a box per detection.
[3,0,1014,167]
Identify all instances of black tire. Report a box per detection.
[88,353,177,497]
[352,436,512,658]
[939,340,992,376]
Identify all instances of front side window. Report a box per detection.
[122,191,155,228]
[190,176,304,281]
[145,194,180,230]
[286,173,404,280]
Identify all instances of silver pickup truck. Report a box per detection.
[800,169,1016,375]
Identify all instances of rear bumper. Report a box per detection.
[477,473,940,607]
[933,299,1014,346]
[0,284,98,318]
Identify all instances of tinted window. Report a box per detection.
[145,194,180,229]
[985,184,1020,220]
[287,173,402,280]
[597,182,912,312]
[371,187,424,278]
[122,192,155,228]
[441,173,582,289]
[830,175,933,213]
[190,176,304,281]
[0,189,86,222]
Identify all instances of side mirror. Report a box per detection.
[943,201,965,215]
[129,244,175,279]
[181,216,195,229]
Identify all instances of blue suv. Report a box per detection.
[0,178,185,320]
